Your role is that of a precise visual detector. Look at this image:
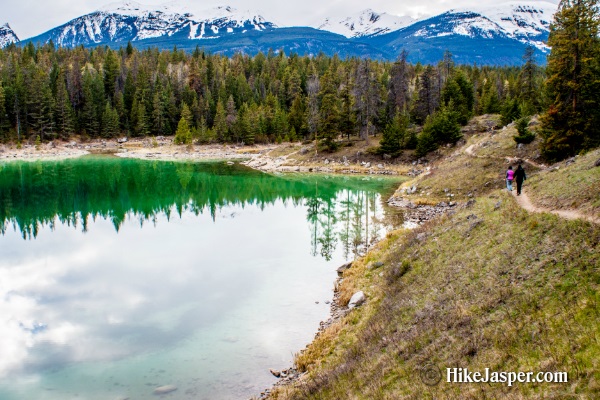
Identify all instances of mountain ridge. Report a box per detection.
[15,1,558,64]
[0,23,20,47]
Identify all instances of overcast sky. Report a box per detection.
[5,0,560,39]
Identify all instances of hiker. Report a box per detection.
[506,166,514,191]
[515,163,527,195]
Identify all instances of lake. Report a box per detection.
[0,156,402,400]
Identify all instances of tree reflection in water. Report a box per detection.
[0,156,401,260]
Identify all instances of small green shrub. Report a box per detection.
[513,117,535,144]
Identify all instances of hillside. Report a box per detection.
[267,117,600,399]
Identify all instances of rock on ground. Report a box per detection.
[153,385,177,395]
[348,291,366,309]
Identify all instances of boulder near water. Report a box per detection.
[348,291,366,309]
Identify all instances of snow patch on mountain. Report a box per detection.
[30,1,276,46]
[467,2,556,37]
[0,23,20,47]
[410,2,556,51]
[316,9,414,38]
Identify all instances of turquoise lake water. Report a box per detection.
[0,156,401,399]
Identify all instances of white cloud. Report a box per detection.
[4,0,559,40]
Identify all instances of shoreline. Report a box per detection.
[0,138,407,176]
[2,136,436,400]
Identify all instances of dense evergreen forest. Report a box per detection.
[0,0,598,161]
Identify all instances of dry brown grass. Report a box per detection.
[527,148,600,219]
[268,115,600,400]
[274,195,600,399]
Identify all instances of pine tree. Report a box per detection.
[354,59,380,141]
[306,71,320,141]
[225,95,237,141]
[0,83,9,138]
[213,99,228,142]
[103,49,120,101]
[518,46,540,114]
[152,92,165,135]
[339,69,356,140]
[134,101,150,137]
[387,50,411,118]
[27,68,55,140]
[174,115,192,145]
[180,103,193,127]
[480,79,501,114]
[318,71,340,152]
[501,97,522,126]
[101,102,120,138]
[416,106,462,157]
[54,74,75,138]
[379,112,408,157]
[441,71,474,125]
[541,0,600,159]
[288,95,307,139]
[412,65,440,124]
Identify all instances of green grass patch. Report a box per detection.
[528,148,600,219]
[273,194,600,399]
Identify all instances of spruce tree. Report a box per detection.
[54,74,75,138]
[518,46,540,114]
[412,65,440,124]
[103,50,119,101]
[101,102,120,138]
[318,71,340,152]
[339,69,356,141]
[134,101,150,137]
[541,0,600,159]
[214,99,228,142]
[0,84,8,139]
[174,116,192,145]
[379,112,408,157]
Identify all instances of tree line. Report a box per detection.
[0,0,598,161]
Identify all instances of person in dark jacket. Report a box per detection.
[515,163,527,195]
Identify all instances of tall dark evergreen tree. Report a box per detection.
[387,50,411,118]
[518,46,540,114]
[354,59,379,141]
[318,71,339,151]
[412,65,440,124]
[541,0,600,159]
[379,112,409,157]
[54,73,75,138]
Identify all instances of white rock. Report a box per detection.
[348,291,366,309]
[153,385,177,394]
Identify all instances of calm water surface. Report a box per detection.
[0,156,402,400]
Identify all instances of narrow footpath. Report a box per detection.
[465,142,599,224]
[511,190,600,224]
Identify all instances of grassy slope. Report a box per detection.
[528,148,600,217]
[270,117,600,400]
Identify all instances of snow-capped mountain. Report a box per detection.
[21,1,559,65]
[365,1,557,64]
[315,9,415,38]
[409,2,556,51]
[28,1,276,47]
[0,23,20,47]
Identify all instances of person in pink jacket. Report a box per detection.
[506,166,514,191]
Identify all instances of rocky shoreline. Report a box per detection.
[0,138,403,175]
[387,196,459,224]
[255,261,358,399]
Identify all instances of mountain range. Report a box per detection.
[0,23,19,47]
[3,1,558,65]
